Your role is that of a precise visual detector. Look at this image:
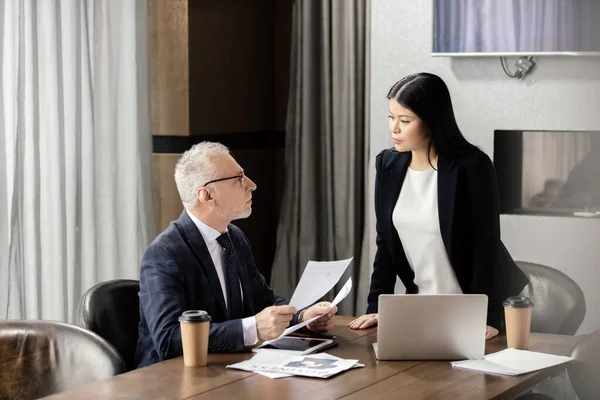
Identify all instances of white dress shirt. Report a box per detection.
[392,168,463,295]
[186,210,258,347]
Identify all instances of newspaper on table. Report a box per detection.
[227,352,362,379]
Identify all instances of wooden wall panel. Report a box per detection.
[153,154,184,234]
[149,0,190,136]
[188,0,275,134]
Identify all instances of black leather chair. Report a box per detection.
[77,279,140,371]
[0,320,125,400]
[516,261,586,335]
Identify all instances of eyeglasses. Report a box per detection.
[202,172,245,187]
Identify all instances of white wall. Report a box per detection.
[367,1,600,334]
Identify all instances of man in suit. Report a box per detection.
[134,142,338,368]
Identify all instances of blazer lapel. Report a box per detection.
[238,265,254,317]
[177,211,228,317]
[437,158,457,260]
[384,152,410,230]
[235,249,255,316]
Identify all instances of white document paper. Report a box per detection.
[228,351,360,379]
[451,348,573,376]
[329,277,353,308]
[262,277,353,345]
[288,257,353,311]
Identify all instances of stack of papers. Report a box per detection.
[451,348,573,376]
[227,352,363,379]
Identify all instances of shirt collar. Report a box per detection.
[185,209,226,244]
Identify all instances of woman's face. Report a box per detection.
[388,99,429,153]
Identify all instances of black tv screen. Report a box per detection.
[433,0,600,56]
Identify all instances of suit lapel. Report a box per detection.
[437,158,457,260]
[384,152,410,230]
[177,211,228,317]
[238,264,254,316]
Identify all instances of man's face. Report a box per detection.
[205,154,256,222]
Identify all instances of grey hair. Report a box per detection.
[174,142,230,207]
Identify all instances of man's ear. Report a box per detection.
[197,187,214,205]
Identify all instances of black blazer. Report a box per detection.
[367,147,529,331]
[134,211,294,368]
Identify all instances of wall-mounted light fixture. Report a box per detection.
[500,56,538,80]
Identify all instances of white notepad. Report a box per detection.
[451,348,573,376]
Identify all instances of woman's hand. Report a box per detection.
[348,314,378,330]
[486,325,499,340]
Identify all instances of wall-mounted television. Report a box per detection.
[433,0,600,56]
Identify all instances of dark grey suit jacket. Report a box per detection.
[134,211,294,368]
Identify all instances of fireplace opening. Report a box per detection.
[493,130,600,217]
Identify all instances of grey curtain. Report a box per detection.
[0,0,154,321]
[271,0,370,316]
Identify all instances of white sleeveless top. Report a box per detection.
[392,167,463,295]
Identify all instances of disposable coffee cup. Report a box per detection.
[503,296,534,350]
[179,310,211,367]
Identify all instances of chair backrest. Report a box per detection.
[77,279,140,371]
[568,329,600,400]
[516,261,586,335]
[0,320,125,400]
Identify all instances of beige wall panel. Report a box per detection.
[149,0,190,136]
[153,154,184,235]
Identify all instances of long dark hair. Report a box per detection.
[387,73,474,167]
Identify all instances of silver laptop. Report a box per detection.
[373,294,488,361]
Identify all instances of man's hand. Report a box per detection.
[348,313,378,330]
[255,305,297,341]
[301,302,338,333]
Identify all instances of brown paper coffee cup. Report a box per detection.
[503,296,534,350]
[179,310,211,367]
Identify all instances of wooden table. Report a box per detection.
[43,316,581,400]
